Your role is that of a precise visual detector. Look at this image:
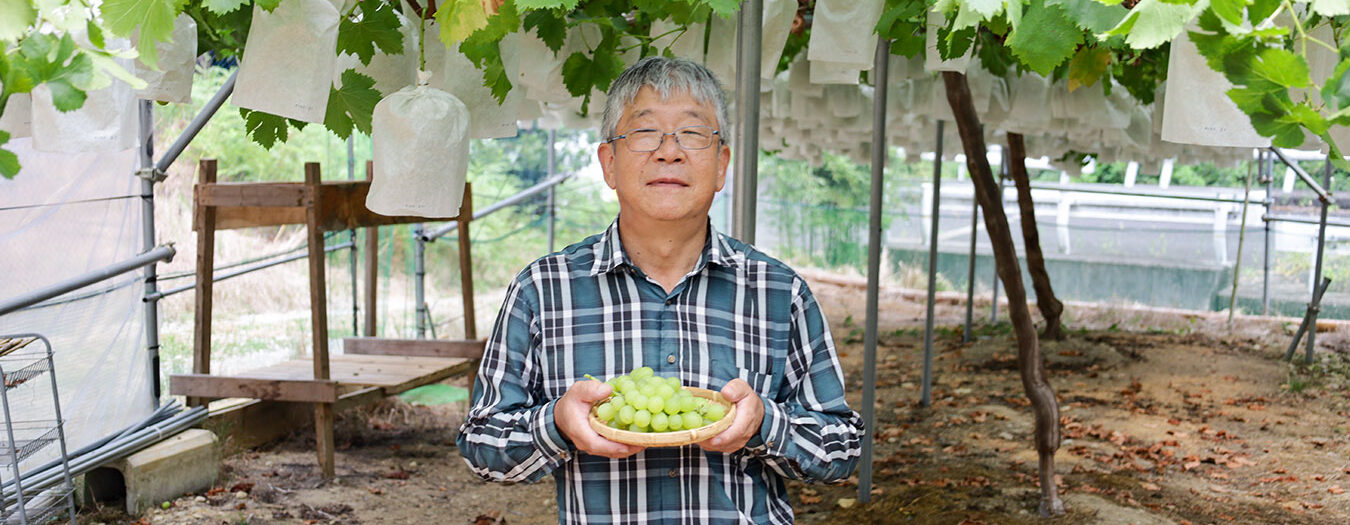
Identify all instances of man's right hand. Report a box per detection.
[554,380,645,459]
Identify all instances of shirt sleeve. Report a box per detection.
[457,272,574,483]
[744,277,865,483]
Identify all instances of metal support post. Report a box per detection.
[964,183,978,343]
[155,71,237,174]
[414,225,427,339]
[1286,277,1332,361]
[547,129,558,253]
[1262,151,1273,315]
[921,121,944,409]
[348,136,358,336]
[137,101,164,405]
[859,36,889,505]
[1306,161,1331,361]
[732,0,763,243]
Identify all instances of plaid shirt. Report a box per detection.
[457,219,864,524]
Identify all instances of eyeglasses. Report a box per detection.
[605,125,721,152]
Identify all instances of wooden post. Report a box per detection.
[305,162,336,478]
[457,184,476,340]
[190,160,217,408]
[364,161,378,337]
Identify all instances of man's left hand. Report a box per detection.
[698,378,764,453]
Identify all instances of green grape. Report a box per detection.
[610,419,623,429]
[647,395,665,414]
[635,409,652,428]
[655,384,675,399]
[617,377,637,395]
[596,402,615,422]
[680,396,698,413]
[628,393,648,411]
[704,403,727,422]
[696,397,709,409]
[639,384,657,397]
[632,366,655,380]
[610,394,625,409]
[682,412,703,429]
[628,423,647,433]
[665,376,681,390]
[667,413,683,430]
[663,399,681,415]
[651,412,669,431]
[619,405,636,425]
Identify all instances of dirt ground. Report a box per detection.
[84,273,1350,525]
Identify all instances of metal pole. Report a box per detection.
[858,36,888,505]
[1263,151,1273,315]
[1306,160,1331,361]
[0,245,177,316]
[920,120,944,409]
[1268,147,1332,204]
[155,71,237,173]
[146,241,354,300]
[137,100,164,405]
[1286,277,1331,361]
[732,0,763,243]
[547,129,558,253]
[964,182,978,343]
[422,172,572,241]
[348,136,358,336]
[414,225,427,339]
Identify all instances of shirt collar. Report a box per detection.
[590,218,742,276]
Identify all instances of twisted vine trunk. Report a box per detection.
[942,71,1064,516]
[1007,133,1065,340]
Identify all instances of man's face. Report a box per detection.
[598,87,731,224]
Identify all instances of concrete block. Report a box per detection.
[116,429,218,514]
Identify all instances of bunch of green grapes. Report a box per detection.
[589,367,729,433]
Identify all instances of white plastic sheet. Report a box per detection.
[807,0,883,69]
[333,10,417,97]
[369,76,470,218]
[650,19,706,62]
[134,14,196,104]
[233,0,340,123]
[760,0,797,80]
[924,11,971,73]
[431,31,522,139]
[1161,31,1269,148]
[705,14,738,86]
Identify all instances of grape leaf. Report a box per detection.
[961,0,1004,19]
[1067,45,1111,91]
[337,1,404,65]
[516,0,580,8]
[437,0,490,45]
[1208,0,1250,25]
[1248,0,1281,22]
[202,0,248,15]
[240,108,292,149]
[460,0,521,103]
[100,0,187,69]
[1104,0,1201,50]
[1250,47,1310,89]
[0,1,36,42]
[17,35,93,111]
[324,70,380,139]
[1008,0,1081,75]
[1321,61,1350,111]
[0,130,18,179]
[523,10,567,52]
[1047,0,1125,34]
[701,0,739,18]
[256,0,282,12]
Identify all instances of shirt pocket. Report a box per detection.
[710,353,779,400]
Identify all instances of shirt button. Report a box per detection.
[667,354,676,364]
[668,468,678,478]
[766,441,775,448]
[665,299,672,305]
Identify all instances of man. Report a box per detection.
[457,56,864,524]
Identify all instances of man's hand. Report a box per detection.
[554,380,645,459]
[698,378,765,453]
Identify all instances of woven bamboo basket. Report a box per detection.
[588,387,737,447]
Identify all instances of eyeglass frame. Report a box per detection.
[603,125,723,152]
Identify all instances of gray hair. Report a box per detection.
[601,56,731,146]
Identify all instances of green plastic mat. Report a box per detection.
[398,384,470,406]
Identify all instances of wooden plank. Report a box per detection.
[342,338,485,359]
[0,337,36,358]
[169,374,339,402]
[306,162,330,383]
[335,386,386,412]
[315,403,335,477]
[377,358,475,395]
[197,182,309,208]
[363,162,378,337]
[212,207,306,230]
[458,184,477,340]
[190,160,217,408]
[314,182,457,232]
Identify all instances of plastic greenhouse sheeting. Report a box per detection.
[0,138,154,474]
